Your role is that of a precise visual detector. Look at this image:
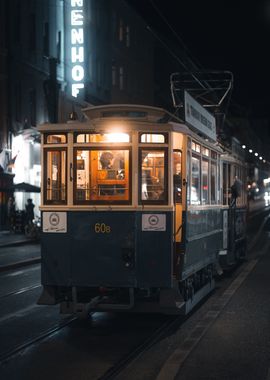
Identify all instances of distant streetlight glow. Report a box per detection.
[259,156,263,160]
[242,144,246,149]
[249,149,253,153]
[255,152,258,156]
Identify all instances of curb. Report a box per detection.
[0,257,41,272]
[0,239,39,248]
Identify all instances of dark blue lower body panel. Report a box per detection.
[41,211,173,289]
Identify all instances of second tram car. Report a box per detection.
[38,104,247,315]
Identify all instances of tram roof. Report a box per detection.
[37,104,221,150]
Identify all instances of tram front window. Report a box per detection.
[45,150,66,204]
[140,149,167,203]
[75,149,130,203]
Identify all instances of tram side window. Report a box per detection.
[45,134,66,143]
[211,161,217,204]
[173,150,182,203]
[140,149,167,203]
[75,149,130,203]
[45,150,66,204]
[202,159,209,204]
[191,155,200,205]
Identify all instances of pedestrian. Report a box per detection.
[25,198,35,224]
[7,196,16,231]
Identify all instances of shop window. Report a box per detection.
[140,149,167,203]
[75,149,130,203]
[45,149,66,204]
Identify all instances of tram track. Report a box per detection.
[0,283,40,300]
[98,314,184,380]
[0,315,77,364]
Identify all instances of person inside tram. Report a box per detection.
[230,176,242,207]
[100,151,114,169]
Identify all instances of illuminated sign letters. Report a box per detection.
[70,0,84,97]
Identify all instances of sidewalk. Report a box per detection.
[0,230,40,272]
[0,230,36,248]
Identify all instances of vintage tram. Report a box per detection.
[37,104,247,315]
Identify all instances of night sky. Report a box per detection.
[127,0,270,118]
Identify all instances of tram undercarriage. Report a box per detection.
[38,264,215,316]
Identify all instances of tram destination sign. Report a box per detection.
[184,91,216,142]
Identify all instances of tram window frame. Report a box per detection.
[75,132,131,143]
[173,150,182,204]
[139,132,168,144]
[210,158,217,204]
[44,147,67,205]
[139,147,168,205]
[73,147,132,205]
[45,133,67,144]
[202,158,209,204]
[191,153,201,205]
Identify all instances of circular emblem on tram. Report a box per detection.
[148,214,159,226]
[49,213,60,226]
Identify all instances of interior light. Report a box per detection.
[104,133,129,143]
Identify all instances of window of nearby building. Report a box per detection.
[29,13,36,52]
[15,84,22,122]
[43,22,49,57]
[119,66,124,90]
[29,89,36,127]
[126,25,130,47]
[112,64,117,86]
[57,31,61,63]
[119,19,124,41]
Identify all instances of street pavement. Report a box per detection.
[0,230,40,271]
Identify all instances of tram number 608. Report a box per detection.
[94,223,111,233]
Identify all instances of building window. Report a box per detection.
[29,89,36,127]
[119,19,124,41]
[43,22,49,57]
[126,26,130,47]
[119,66,124,90]
[29,13,36,52]
[57,31,61,63]
[15,84,22,122]
[112,65,117,86]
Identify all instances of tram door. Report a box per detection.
[173,149,183,278]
